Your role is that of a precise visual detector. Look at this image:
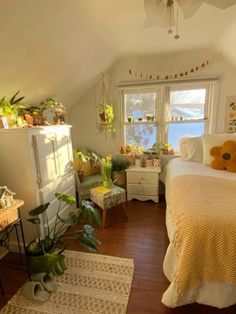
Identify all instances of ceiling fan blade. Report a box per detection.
[203,0,236,9]
[178,0,203,18]
[144,0,175,28]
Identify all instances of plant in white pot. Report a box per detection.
[26,192,101,276]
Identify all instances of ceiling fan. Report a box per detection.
[144,0,236,39]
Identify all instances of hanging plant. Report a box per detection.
[97,74,116,133]
[98,103,115,132]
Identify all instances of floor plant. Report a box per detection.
[26,192,101,276]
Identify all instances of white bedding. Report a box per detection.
[162,158,236,309]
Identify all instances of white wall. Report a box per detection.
[70,49,236,156]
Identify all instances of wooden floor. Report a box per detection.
[0,199,236,313]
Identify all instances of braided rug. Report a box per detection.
[1,250,134,314]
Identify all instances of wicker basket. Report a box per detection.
[0,199,23,231]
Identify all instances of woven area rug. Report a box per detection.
[1,250,134,314]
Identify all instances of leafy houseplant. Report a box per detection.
[98,104,115,132]
[0,91,29,127]
[26,192,101,276]
[76,149,92,182]
[29,97,60,125]
[111,157,129,187]
[75,149,101,181]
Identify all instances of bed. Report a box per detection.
[161,152,236,308]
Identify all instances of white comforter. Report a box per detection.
[161,158,236,308]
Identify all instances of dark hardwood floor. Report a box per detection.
[0,199,236,313]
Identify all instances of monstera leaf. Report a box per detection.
[28,248,66,276]
[76,224,101,252]
[55,192,76,205]
[80,200,101,226]
[29,203,50,216]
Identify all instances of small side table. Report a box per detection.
[90,186,126,228]
[126,166,161,203]
[0,199,30,293]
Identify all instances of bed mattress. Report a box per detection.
[162,158,236,308]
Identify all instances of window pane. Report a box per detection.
[125,124,157,149]
[168,122,205,150]
[170,89,206,120]
[125,93,156,121]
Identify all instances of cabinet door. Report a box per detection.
[33,133,59,188]
[56,132,73,176]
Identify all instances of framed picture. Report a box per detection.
[225,96,236,133]
[0,117,8,128]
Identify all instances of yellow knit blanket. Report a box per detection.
[169,175,236,300]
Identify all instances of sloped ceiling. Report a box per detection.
[0,0,236,106]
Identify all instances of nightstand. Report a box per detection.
[125,166,161,203]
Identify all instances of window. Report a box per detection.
[121,81,216,151]
[167,88,208,150]
[123,91,159,148]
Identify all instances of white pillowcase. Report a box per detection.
[202,133,236,165]
[179,136,203,162]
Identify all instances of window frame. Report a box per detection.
[121,87,161,147]
[120,79,219,150]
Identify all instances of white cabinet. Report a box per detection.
[126,166,161,203]
[0,125,75,246]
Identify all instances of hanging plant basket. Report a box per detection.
[96,75,116,133]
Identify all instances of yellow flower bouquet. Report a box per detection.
[101,156,112,188]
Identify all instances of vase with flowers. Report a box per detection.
[101,156,112,188]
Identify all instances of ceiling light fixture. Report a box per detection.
[144,0,236,39]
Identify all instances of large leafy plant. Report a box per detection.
[27,192,101,276]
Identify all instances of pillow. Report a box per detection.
[202,133,236,165]
[210,140,236,172]
[179,136,203,162]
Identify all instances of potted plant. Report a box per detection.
[75,149,101,177]
[127,116,134,122]
[160,143,173,155]
[98,104,115,132]
[26,192,101,276]
[0,91,29,127]
[89,151,101,175]
[111,157,129,187]
[145,113,155,122]
[119,144,144,165]
[75,149,92,182]
[29,97,59,125]
[100,156,112,188]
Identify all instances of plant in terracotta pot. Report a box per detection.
[98,104,115,132]
[29,97,60,125]
[76,150,90,182]
[111,157,129,187]
[75,149,101,181]
[145,113,155,122]
[26,192,101,276]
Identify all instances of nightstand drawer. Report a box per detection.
[127,172,158,185]
[127,184,158,196]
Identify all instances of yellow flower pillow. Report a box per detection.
[210,140,236,172]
